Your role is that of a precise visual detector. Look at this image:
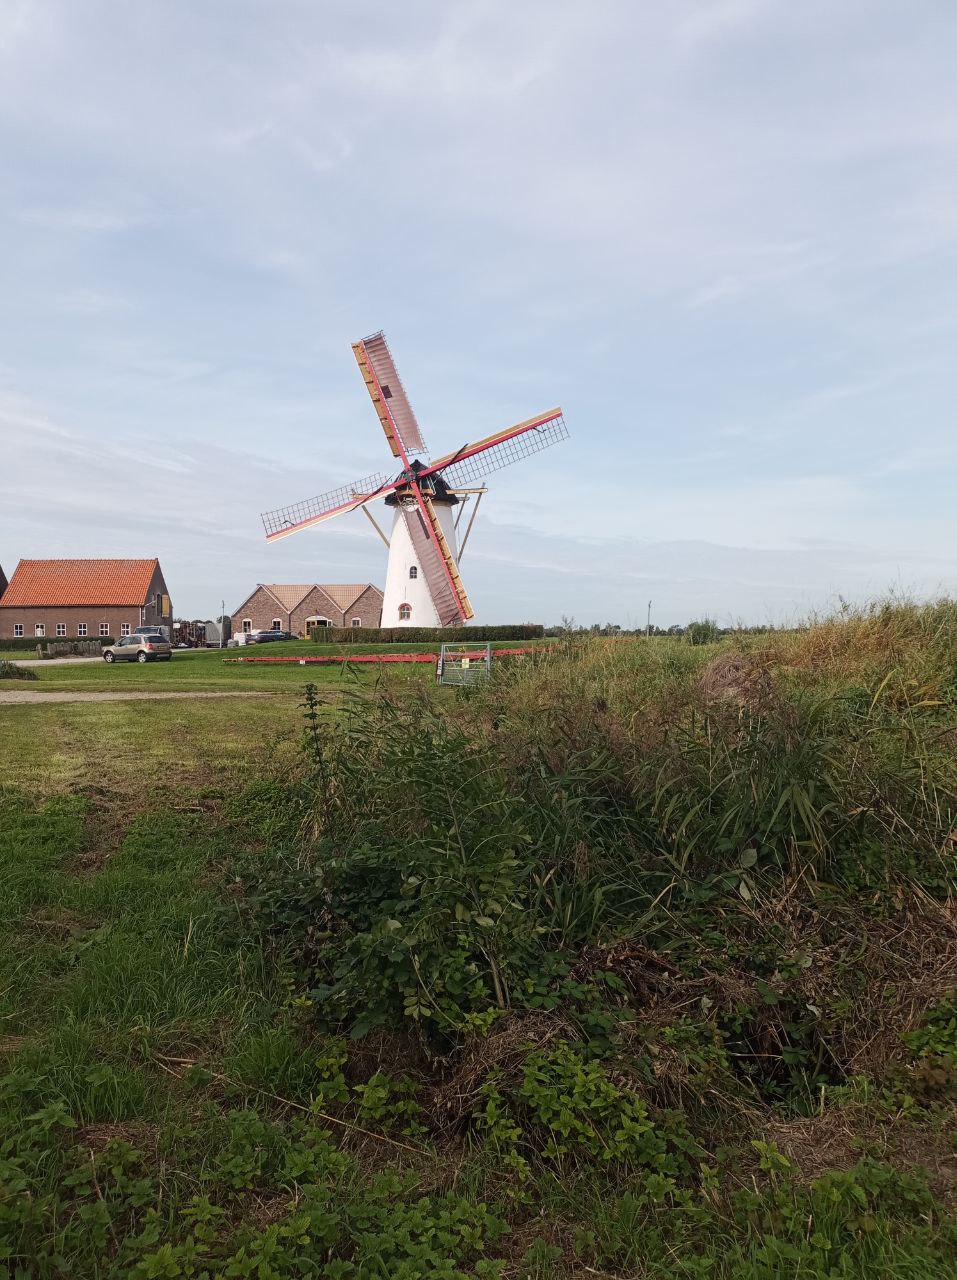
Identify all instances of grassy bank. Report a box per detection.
[1,601,955,1276]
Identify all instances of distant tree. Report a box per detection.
[685,617,721,645]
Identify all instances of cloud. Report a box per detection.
[0,2,955,625]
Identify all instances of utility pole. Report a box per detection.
[221,599,225,649]
[646,600,652,639]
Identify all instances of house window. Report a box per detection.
[56,623,67,637]
[271,620,282,631]
[78,624,88,637]
[35,623,45,637]
[351,617,361,628]
[14,624,23,637]
[409,566,418,579]
[121,623,131,637]
[242,619,252,634]
[398,604,411,621]
[99,623,110,637]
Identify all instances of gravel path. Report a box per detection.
[5,655,103,667]
[0,690,271,705]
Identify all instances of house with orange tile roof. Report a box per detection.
[231,583,382,636]
[0,559,173,642]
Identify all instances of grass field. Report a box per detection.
[2,603,955,1277]
[0,639,548,693]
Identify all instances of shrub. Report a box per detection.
[0,660,37,680]
[308,624,544,644]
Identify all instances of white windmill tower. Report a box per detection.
[261,332,568,627]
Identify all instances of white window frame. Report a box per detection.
[351,617,361,628]
[121,623,131,637]
[14,623,23,637]
[271,619,282,631]
[77,623,87,637]
[409,566,418,579]
[398,603,411,621]
[56,623,67,637]
[35,623,45,637]
[99,623,110,637]
[242,618,252,634]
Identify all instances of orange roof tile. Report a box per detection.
[0,559,160,608]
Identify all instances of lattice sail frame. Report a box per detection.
[262,473,392,540]
[353,331,428,459]
[424,410,567,487]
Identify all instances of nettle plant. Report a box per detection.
[255,690,559,1039]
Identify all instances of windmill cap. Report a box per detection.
[385,459,460,506]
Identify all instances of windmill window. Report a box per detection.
[398,603,411,621]
[409,566,418,579]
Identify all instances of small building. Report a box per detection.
[231,583,383,636]
[0,564,8,601]
[0,559,173,641]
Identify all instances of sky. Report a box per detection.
[1,0,956,627]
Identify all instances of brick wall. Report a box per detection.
[231,586,383,636]
[0,606,141,640]
[232,588,290,635]
[342,586,383,628]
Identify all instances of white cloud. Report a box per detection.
[0,1,955,623]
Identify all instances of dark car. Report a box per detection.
[249,630,296,643]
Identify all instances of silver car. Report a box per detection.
[103,633,173,663]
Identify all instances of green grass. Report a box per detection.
[0,638,545,692]
[1,606,955,1277]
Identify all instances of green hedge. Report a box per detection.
[0,636,113,652]
[309,624,544,644]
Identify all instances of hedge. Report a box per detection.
[308,624,544,644]
[0,637,113,652]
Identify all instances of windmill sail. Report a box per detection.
[398,497,473,625]
[262,472,393,542]
[353,332,427,459]
[425,410,567,487]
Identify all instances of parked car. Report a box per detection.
[132,625,170,641]
[249,629,296,643]
[103,634,172,663]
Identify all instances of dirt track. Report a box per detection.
[0,691,270,705]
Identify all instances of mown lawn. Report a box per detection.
[0,638,545,693]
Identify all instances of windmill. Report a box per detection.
[261,332,568,627]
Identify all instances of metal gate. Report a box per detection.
[436,642,492,686]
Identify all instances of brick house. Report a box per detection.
[0,564,7,601]
[0,559,173,641]
[231,583,383,636]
